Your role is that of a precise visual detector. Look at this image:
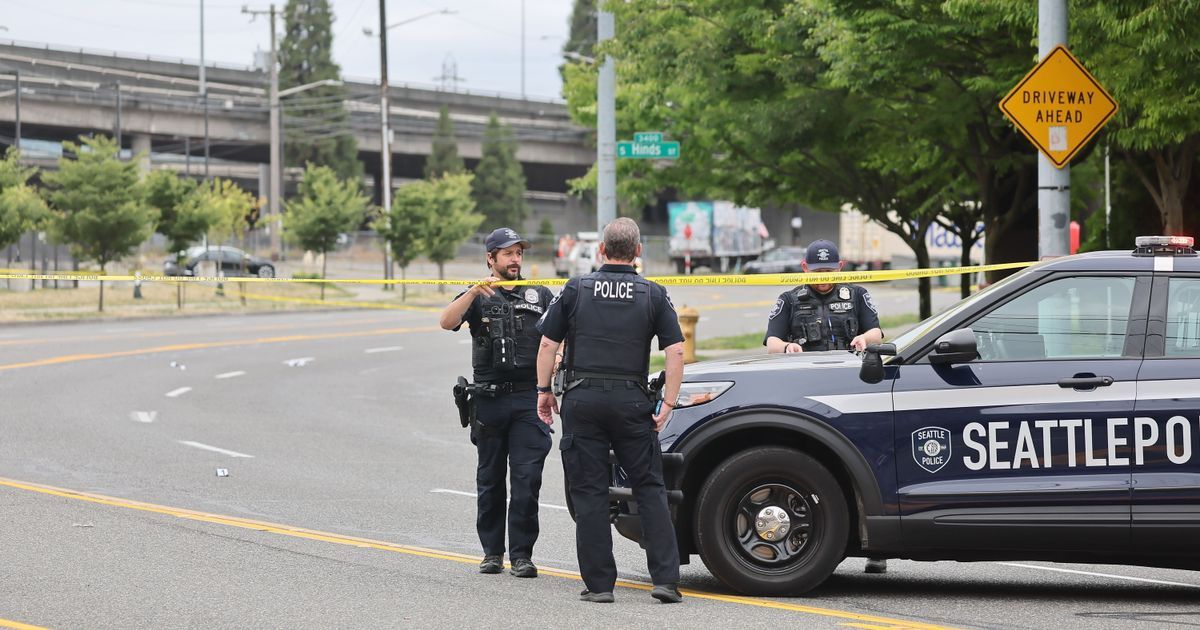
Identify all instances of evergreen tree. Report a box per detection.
[424,106,465,179]
[44,136,158,311]
[278,0,362,181]
[472,114,528,228]
[559,0,597,84]
[286,164,370,299]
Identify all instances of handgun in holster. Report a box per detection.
[452,376,476,428]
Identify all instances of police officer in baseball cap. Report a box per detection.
[440,227,555,578]
[762,238,887,573]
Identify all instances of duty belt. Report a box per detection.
[478,381,537,395]
[565,371,651,396]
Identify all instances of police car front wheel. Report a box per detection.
[695,447,848,596]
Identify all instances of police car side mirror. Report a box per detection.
[858,343,895,384]
[929,328,978,365]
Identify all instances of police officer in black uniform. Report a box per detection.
[440,227,555,579]
[535,218,686,604]
[763,238,888,574]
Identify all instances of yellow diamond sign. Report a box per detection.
[1000,45,1118,168]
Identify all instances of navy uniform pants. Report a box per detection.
[472,388,552,560]
[560,381,680,592]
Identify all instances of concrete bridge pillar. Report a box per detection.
[132,134,152,176]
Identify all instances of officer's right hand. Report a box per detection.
[471,276,502,298]
[653,402,673,432]
[537,392,558,426]
[785,342,803,353]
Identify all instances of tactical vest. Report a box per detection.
[470,287,544,383]
[565,270,655,382]
[788,284,859,351]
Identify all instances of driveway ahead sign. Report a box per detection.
[1000,45,1118,168]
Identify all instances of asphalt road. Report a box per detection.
[3,283,1200,629]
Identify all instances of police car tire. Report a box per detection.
[695,447,848,596]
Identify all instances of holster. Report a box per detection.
[648,370,666,404]
[452,376,475,428]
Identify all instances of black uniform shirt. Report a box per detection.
[763,283,880,348]
[453,284,555,383]
[538,264,684,349]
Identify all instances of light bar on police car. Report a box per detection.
[673,381,734,409]
[1135,235,1194,249]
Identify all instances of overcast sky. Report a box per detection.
[3,0,574,100]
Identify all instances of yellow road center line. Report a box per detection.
[0,477,955,629]
[0,618,49,630]
[0,325,440,372]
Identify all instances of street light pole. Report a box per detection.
[368,6,455,289]
[201,0,210,180]
[379,0,393,288]
[1037,0,1070,258]
[596,8,616,230]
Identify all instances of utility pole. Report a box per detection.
[596,8,616,230]
[520,0,526,98]
[378,0,394,288]
[245,4,281,256]
[201,0,210,180]
[1037,0,1069,258]
[115,80,123,151]
[13,70,19,151]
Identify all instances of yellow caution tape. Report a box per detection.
[0,261,1033,288]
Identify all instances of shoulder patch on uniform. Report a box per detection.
[524,288,539,304]
[862,289,878,314]
[769,297,784,320]
[664,291,676,311]
[838,286,851,300]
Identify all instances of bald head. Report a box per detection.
[603,217,641,263]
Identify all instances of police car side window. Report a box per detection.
[971,276,1135,361]
[1166,278,1200,356]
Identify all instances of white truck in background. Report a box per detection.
[838,208,984,269]
[667,200,771,273]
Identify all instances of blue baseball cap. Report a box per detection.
[485,227,530,252]
[805,239,841,270]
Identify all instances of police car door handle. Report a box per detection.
[1057,375,1114,390]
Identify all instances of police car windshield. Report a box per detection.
[889,269,1027,356]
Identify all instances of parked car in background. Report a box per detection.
[164,246,276,278]
[743,246,806,274]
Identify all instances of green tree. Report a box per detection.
[44,136,158,311]
[278,0,362,181]
[472,114,528,228]
[0,149,46,253]
[144,169,202,259]
[286,164,369,299]
[559,0,596,84]
[422,173,484,293]
[425,106,465,179]
[380,185,429,301]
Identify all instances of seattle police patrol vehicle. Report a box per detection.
[608,236,1200,595]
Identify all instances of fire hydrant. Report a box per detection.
[677,305,699,364]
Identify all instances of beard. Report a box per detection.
[496,264,521,281]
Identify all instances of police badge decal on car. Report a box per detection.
[912,426,951,473]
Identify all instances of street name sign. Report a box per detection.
[1000,45,1118,168]
[619,131,680,159]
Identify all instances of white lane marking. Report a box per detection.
[215,371,246,379]
[0,333,21,339]
[165,387,192,398]
[430,488,568,511]
[364,346,403,354]
[131,411,158,423]
[997,562,1200,589]
[178,440,255,458]
[284,357,315,367]
[458,339,472,345]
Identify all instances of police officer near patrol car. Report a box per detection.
[763,238,888,574]
[535,217,686,605]
[439,227,555,579]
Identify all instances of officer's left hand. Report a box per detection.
[850,334,870,352]
[652,404,672,432]
[537,392,558,426]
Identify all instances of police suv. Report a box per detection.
[611,236,1200,595]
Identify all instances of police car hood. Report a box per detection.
[682,351,860,380]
